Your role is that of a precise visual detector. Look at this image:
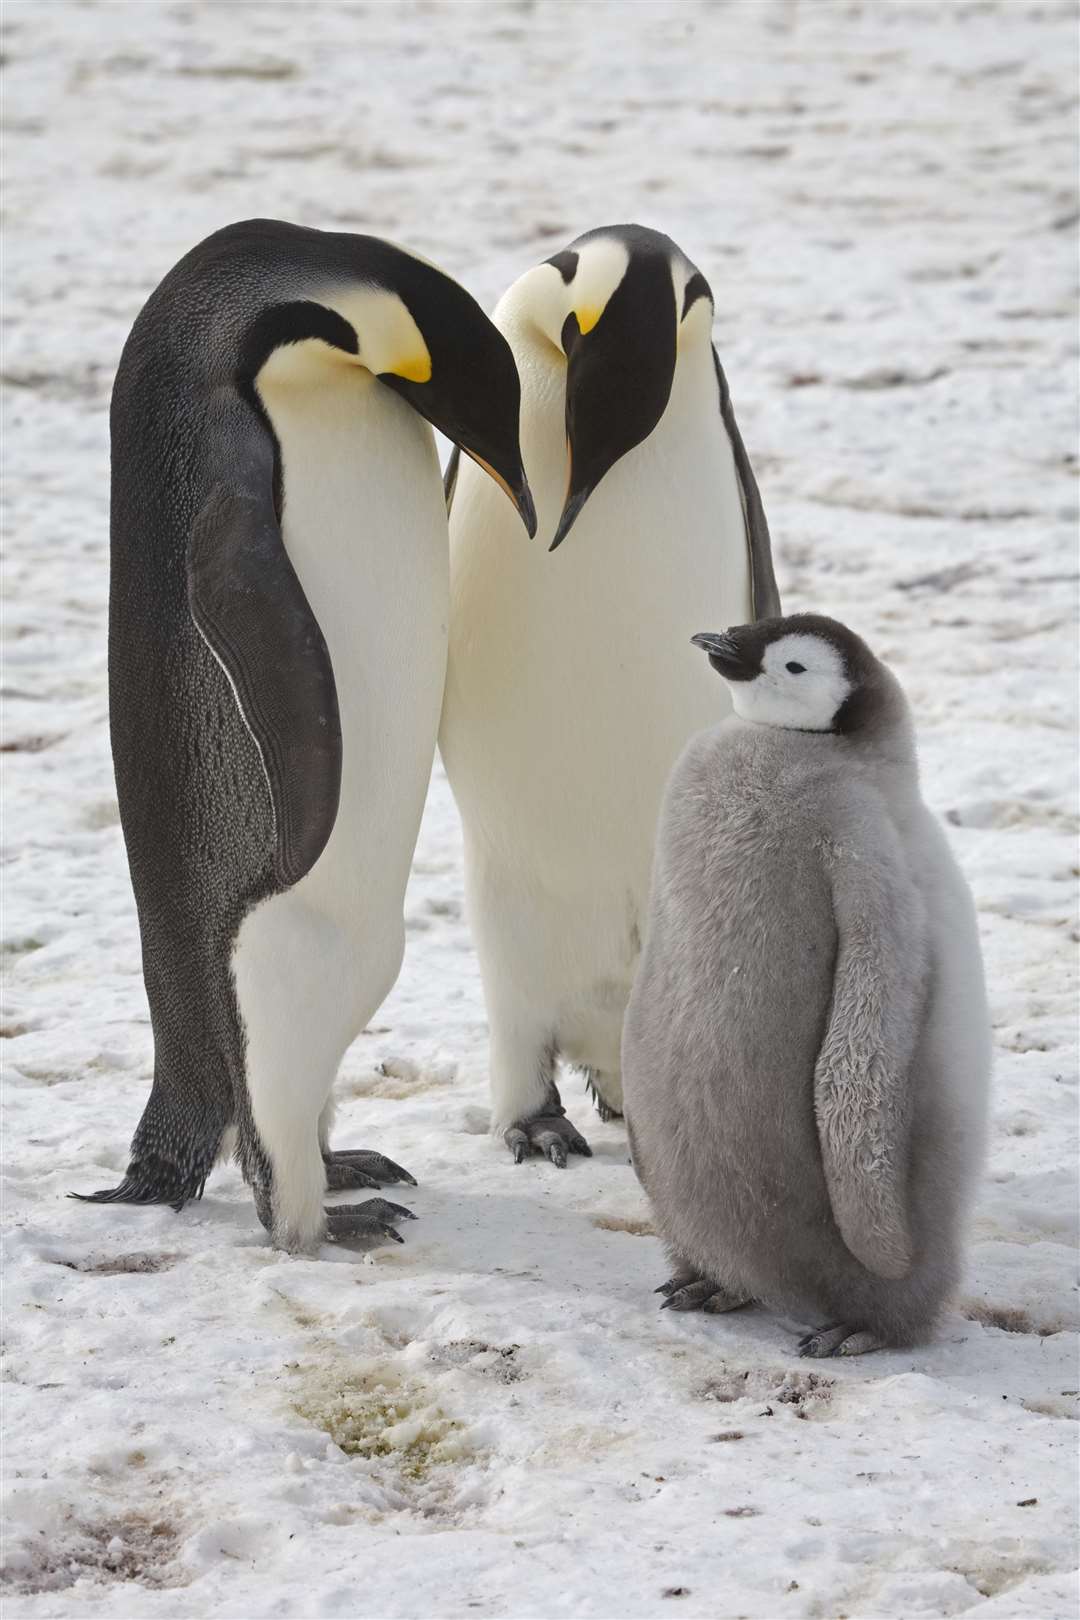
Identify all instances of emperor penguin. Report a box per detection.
[622,614,992,1354]
[77,219,535,1251]
[439,225,780,1164]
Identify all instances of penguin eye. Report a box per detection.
[785,661,806,674]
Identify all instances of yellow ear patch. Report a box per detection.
[574,304,603,336]
[321,285,433,386]
[386,352,432,384]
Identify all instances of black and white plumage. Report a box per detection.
[622,614,992,1354]
[78,219,533,1250]
[440,224,779,1166]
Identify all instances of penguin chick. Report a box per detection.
[621,613,991,1355]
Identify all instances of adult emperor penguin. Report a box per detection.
[76,219,534,1251]
[622,614,991,1354]
[439,225,779,1164]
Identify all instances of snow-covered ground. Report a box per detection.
[2,2,1078,1616]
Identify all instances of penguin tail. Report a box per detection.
[69,1157,208,1215]
[70,1087,230,1215]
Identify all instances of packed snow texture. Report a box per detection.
[2,2,1078,1617]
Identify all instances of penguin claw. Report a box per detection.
[323,1198,416,1248]
[324,1162,382,1192]
[656,1275,751,1314]
[836,1331,884,1357]
[703,1291,752,1315]
[359,1198,417,1222]
[659,1278,719,1312]
[798,1323,882,1358]
[655,1275,687,1296]
[798,1326,843,1356]
[502,1111,592,1166]
[322,1149,417,1188]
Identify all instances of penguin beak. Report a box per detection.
[550,254,677,552]
[462,450,537,539]
[691,631,756,681]
[385,371,537,540]
[550,480,588,553]
[374,277,536,539]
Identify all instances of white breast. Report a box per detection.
[234,354,448,1022]
[441,325,751,890]
[227,353,450,1244]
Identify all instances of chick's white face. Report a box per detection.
[729,633,852,732]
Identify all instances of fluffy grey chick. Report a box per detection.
[621,613,991,1356]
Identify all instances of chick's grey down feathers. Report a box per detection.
[622,619,990,1349]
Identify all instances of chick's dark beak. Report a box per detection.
[691,631,756,681]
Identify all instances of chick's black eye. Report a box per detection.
[785,661,806,674]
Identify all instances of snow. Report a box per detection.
[2,1,1078,1616]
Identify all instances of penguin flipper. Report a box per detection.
[814,820,929,1281]
[187,419,342,890]
[713,348,781,620]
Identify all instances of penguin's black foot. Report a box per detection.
[324,1197,417,1247]
[583,1068,623,1124]
[322,1149,417,1193]
[504,1088,592,1168]
[656,1274,751,1314]
[798,1324,884,1358]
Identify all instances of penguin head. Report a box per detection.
[692,614,891,735]
[509,225,713,550]
[275,238,536,536]
[355,254,537,537]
